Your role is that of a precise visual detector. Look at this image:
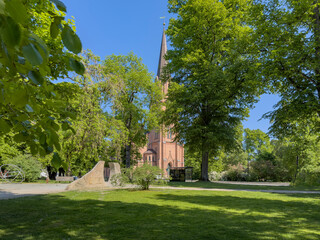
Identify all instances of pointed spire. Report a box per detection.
[157,26,168,79]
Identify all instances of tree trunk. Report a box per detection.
[313,1,320,117]
[201,151,209,181]
[125,142,131,168]
[293,155,299,183]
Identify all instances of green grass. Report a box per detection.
[160,181,320,191]
[0,189,319,239]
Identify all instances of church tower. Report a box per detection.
[138,26,185,177]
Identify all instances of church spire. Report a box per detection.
[157,25,168,79]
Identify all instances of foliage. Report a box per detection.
[165,0,261,181]
[250,0,320,135]
[208,171,222,181]
[274,125,320,184]
[111,164,164,190]
[244,128,273,160]
[55,52,113,175]
[295,167,320,186]
[102,52,162,167]
[4,154,42,182]
[0,134,22,164]
[0,0,84,167]
[223,164,247,181]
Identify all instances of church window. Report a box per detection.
[167,128,172,139]
[155,131,159,139]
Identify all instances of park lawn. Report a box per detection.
[163,181,320,191]
[0,189,319,240]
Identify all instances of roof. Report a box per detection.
[156,27,167,78]
[144,149,157,155]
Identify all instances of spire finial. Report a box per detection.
[160,16,165,26]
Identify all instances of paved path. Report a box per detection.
[212,181,291,186]
[0,183,67,200]
[1,183,320,200]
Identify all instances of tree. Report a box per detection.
[272,121,320,184]
[165,0,261,181]
[0,0,84,166]
[251,0,320,135]
[102,52,162,168]
[244,128,273,165]
[56,52,128,175]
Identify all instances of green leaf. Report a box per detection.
[39,133,46,145]
[0,118,11,134]
[50,20,60,39]
[61,161,68,171]
[14,133,26,143]
[5,0,27,23]
[1,16,21,48]
[28,70,44,85]
[50,17,64,39]
[25,104,33,112]
[50,0,67,12]
[22,43,43,66]
[62,25,82,54]
[12,87,28,107]
[0,0,5,14]
[51,121,60,131]
[52,152,62,169]
[69,57,85,75]
[62,121,69,131]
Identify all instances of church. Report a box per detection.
[138,26,185,177]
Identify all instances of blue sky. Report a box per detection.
[65,0,279,133]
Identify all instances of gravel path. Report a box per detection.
[1,182,319,200]
[0,183,67,200]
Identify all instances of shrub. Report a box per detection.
[295,166,320,186]
[208,171,221,181]
[111,164,165,190]
[4,155,42,182]
[250,159,291,182]
[224,164,246,181]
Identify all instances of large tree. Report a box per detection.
[0,0,84,166]
[55,52,128,175]
[164,0,261,181]
[102,53,162,168]
[251,0,320,135]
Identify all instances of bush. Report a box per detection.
[208,171,221,181]
[4,155,42,182]
[224,164,246,181]
[295,166,320,186]
[111,164,166,190]
[250,159,291,182]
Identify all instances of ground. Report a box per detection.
[0,182,320,239]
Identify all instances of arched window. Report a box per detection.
[149,156,151,162]
[167,128,172,139]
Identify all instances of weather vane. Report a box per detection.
[160,16,165,26]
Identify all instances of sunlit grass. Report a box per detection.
[0,189,319,239]
[161,181,320,191]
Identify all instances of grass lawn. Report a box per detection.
[0,189,319,239]
[163,181,320,191]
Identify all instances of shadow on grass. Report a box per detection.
[0,190,319,239]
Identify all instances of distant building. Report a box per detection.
[138,27,184,177]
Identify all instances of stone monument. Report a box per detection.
[108,162,121,180]
[66,161,108,191]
